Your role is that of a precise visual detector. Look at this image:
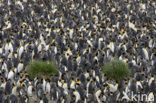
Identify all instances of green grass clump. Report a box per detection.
[102,59,130,82]
[26,60,59,80]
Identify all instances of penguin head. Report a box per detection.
[115,83,119,87]
[21,82,25,87]
[13,84,17,89]
[20,60,23,63]
[87,78,90,82]
[7,78,11,82]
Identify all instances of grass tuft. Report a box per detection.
[26,60,59,80]
[102,58,130,82]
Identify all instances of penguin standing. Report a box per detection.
[142,47,149,60]
[106,82,118,93]
[27,83,34,97]
[95,89,101,103]
[73,90,80,103]
[17,61,24,73]
[7,70,14,80]
[18,45,24,59]
[148,92,154,102]
[12,85,18,95]
[46,79,51,94]
[10,94,18,103]
[5,79,12,95]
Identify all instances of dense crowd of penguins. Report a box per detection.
[0,0,155,102]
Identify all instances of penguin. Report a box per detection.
[70,78,76,89]
[58,79,62,88]
[19,95,27,103]
[148,91,154,102]
[45,79,51,94]
[76,55,81,65]
[79,73,86,85]
[7,69,14,80]
[84,70,89,79]
[27,84,34,98]
[36,85,44,99]
[12,85,18,95]
[4,79,12,95]
[73,90,80,103]
[18,45,24,59]
[38,43,42,53]
[8,41,13,53]
[1,60,8,74]
[136,80,143,91]
[42,78,46,93]
[10,94,18,103]
[149,79,155,92]
[128,21,137,32]
[12,52,20,67]
[0,45,3,55]
[63,81,68,95]
[95,89,101,103]
[106,82,118,93]
[0,87,4,102]
[17,61,24,73]
[142,47,149,60]
[3,96,10,103]
[88,80,95,95]
[43,94,49,103]
[107,41,115,53]
[129,79,136,93]
[8,52,13,59]
[148,75,154,86]
[39,97,44,103]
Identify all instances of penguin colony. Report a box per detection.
[0,0,155,102]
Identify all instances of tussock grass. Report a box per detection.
[102,59,130,82]
[26,60,59,80]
